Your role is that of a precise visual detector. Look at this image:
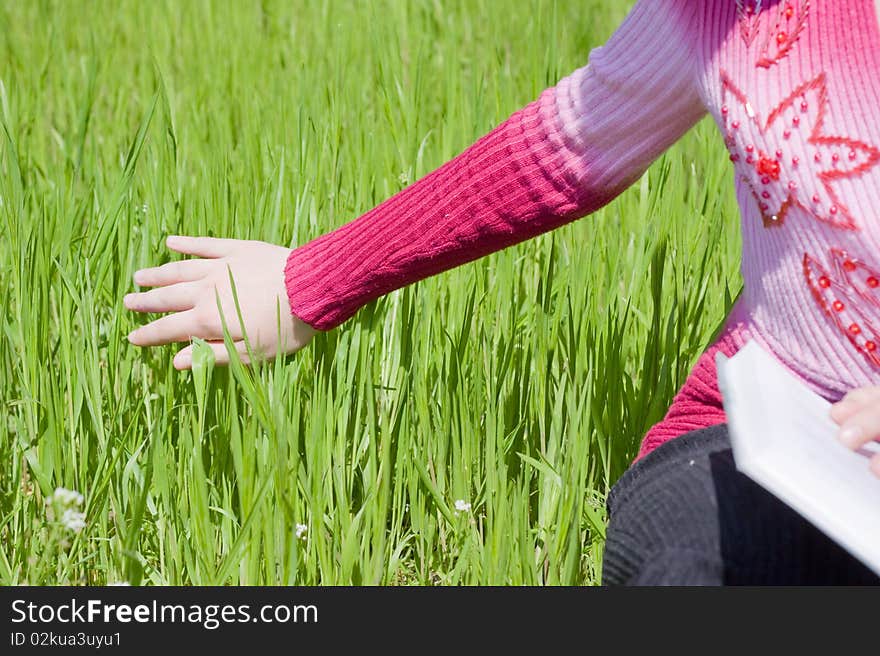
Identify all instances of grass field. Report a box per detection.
[0,0,742,585]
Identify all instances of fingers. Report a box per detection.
[128,309,202,346]
[838,385,880,407]
[173,340,253,370]
[840,385,880,403]
[165,235,242,258]
[129,303,245,345]
[124,282,200,313]
[830,386,880,477]
[133,259,213,287]
[830,401,862,424]
[836,404,880,450]
[830,385,880,423]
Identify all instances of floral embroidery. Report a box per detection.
[803,249,880,369]
[721,70,880,230]
[736,1,810,68]
[756,1,810,68]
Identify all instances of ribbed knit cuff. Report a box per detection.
[283,0,704,330]
[284,94,593,330]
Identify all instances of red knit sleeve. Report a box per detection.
[284,0,706,330]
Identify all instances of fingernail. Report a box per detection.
[176,354,192,369]
[133,271,144,285]
[839,425,863,447]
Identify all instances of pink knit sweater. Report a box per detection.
[285,0,880,459]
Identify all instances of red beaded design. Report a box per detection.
[721,71,880,230]
[803,250,880,369]
[736,1,810,68]
[736,0,764,47]
[830,248,880,310]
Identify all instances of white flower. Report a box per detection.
[46,487,84,508]
[454,499,471,513]
[45,487,85,532]
[60,509,86,533]
[295,523,308,539]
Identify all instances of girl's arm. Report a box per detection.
[286,0,706,330]
[124,0,705,368]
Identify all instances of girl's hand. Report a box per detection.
[829,385,880,477]
[124,235,317,370]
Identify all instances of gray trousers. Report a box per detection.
[602,424,879,585]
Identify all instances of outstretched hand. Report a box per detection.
[124,236,317,370]
[830,385,880,477]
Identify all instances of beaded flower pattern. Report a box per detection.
[803,248,880,369]
[736,0,810,67]
[720,70,880,230]
[733,1,880,370]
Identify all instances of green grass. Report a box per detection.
[0,0,742,585]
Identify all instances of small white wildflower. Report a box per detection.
[295,523,308,539]
[60,509,86,533]
[47,487,84,508]
[141,203,148,214]
[398,171,411,186]
[454,499,471,513]
[45,487,85,531]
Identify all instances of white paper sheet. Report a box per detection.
[715,340,880,576]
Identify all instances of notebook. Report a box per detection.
[715,340,880,576]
